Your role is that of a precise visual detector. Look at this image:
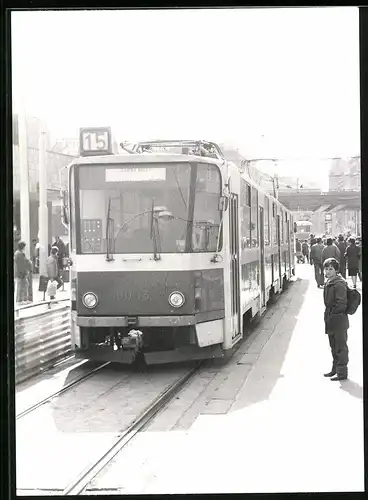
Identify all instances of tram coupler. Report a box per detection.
[122,329,143,350]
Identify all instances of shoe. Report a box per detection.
[324,371,336,377]
[330,375,347,381]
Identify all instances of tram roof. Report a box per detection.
[68,152,226,166]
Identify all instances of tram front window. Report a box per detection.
[76,162,222,254]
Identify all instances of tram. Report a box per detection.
[64,128,295,364]
[294,220,313,242]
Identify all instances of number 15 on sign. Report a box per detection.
[79,127,112,156]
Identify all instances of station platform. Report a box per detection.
[14,275,70,307]
[89,264,364,494]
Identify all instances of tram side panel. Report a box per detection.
[271,201,282,294]
[264,194,273,294]
[239,179,261,319]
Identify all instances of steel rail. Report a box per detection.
[62,360,206,496]
[16,361,111,420]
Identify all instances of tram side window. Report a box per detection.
[241,180,251,248]
[251,187,258,247]
[280,210,284,243]
[272,202,277,245]
[193,164,222,252]
[264,196,270,245]
[290,217,294,238]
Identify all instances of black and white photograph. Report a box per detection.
[11,7,363,495]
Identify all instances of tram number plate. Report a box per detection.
[114,290,151,301]
[79,127,112,156]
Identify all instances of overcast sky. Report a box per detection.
[11,7,359,188]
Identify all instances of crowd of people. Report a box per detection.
[14,236,69,305]
[295,234,362,289]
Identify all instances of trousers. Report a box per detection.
[15,277,29,303]
[328,330,349,377]
[314,263,324,286]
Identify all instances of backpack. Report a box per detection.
[346,286,361,315]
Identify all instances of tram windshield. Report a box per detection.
[75,162,222,254]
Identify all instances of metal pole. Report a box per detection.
[38,124,48,276]
[18,110,30,259]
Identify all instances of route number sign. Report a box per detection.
[79,127,112,156]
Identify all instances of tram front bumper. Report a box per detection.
[76,313,223,328]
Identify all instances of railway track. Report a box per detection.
[16,361,111,420]
[62,360,206,496]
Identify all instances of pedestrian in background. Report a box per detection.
[32,238,40,274]
[302,240,309,263]
[336,234,347,279]
[345,237,360,289]
[310,237,325,288]
[14,241,31,304]
[323,257,349,381]
[52,235,66,272]
[322,237,340,263]
[46,247,63,299]
[356,237,362,282]
[295,238,304,263]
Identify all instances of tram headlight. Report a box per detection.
[82,292,98,309]
[168,291,185,308]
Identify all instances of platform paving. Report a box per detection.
[87,264,364,494]
[14,275,70,307]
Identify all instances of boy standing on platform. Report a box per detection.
[323,257,349,381]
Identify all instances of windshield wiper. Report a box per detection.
[106,197,114,261]
[150,198,161,261]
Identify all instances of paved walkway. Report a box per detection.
[14,275,70,308]
[14,274,70,307]
[88,264,364,494]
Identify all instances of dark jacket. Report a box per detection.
[14,250,29,278]
[310,242,325,264]
[337,241,347,264]
[302,242,309,254]
[295,240,302,252]
[322,243,340,263]
[323,274,349,334]
[345,243,360,269]
[357,243,362,272]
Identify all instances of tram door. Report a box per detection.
[277,215,282,283]
[259,206,266,308]
[229,194,241,338]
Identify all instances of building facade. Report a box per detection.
[328,157,360,192]
[327,157,361,236]
[13,114,77,249]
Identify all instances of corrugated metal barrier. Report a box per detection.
[15,299,72,384]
